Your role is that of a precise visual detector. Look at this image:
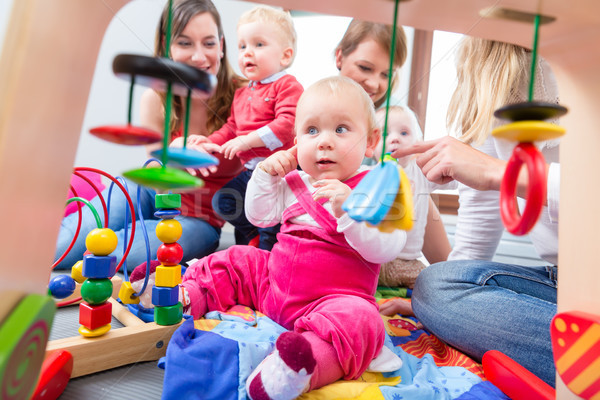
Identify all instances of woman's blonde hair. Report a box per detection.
[155,0,245,134]
[335,19,408,109]
[447,37,529,146]
[238,6,297,64]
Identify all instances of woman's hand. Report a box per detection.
[391,136,506,191]
[186,134,210,147]
[184,140,221,177]
[258,146,298,177]
[313,179,351,218]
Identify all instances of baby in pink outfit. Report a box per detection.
[151,76,406,399]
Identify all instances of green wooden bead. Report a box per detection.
[81,278,113,305]
[154,303,183,326]
[155,193,182,209]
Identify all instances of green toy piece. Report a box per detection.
[154,302,183,326]
[80,278,113,305]
[155,193,182,209]
[123,167,204,190]
[0,294,55,399]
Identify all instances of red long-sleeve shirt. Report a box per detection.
[208,73,303,166]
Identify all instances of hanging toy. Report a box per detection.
[90,0,218,191]
[342,0,413,232]
[492,14,567,235]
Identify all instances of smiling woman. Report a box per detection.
[335,20,408,109]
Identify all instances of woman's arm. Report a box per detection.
[392,136,550,205]
[421,197,451,264]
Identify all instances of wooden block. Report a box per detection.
[82,254,116,279]
[152,286,179,307]
[155,265,182,287]
[155,303,183,326]
[118,281,140,304]
[79,302,111,330]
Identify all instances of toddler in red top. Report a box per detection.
[191,6,303,250]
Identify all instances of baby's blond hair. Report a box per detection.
[238,6,297,63]
[297,76,377,141]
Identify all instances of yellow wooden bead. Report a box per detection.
[85,228,118,256]
[492,120,566,142]
[374,167,414,232]
[78,323,111,337]
[71,260,85,283]
[118,281,140,304]
[155,265,182,287]
[156,219,182,244]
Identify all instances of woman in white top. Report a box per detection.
[390,37,560,387]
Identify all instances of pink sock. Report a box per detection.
[247,331,316,400]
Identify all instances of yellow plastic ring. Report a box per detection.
[492,120,565,142]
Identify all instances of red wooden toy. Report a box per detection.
[31,350,73,400]
[482,350,555,400]
[551,311,600,399]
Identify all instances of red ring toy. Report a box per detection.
[500,142,547,236]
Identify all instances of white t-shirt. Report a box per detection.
[449,136,559,265]
[449,58,560,265]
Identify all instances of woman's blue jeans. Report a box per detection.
[412,260,558,387]
[54,182,220,271]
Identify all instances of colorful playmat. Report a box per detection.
[158,297,510,400]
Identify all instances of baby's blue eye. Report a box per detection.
[401,131,409,136]
[336,126,348,134]
[307,127,318,135]
[257,42,264,47]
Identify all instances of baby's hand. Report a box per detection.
[258,146,298,177]
[221,137,252,160]
[312,179,351,218]
[379,299,415,317]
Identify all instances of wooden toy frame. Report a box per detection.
[47,298,180,377]
[1,0,599,398]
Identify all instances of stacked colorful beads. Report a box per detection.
[78,228,118,337]
[153,194,183,326]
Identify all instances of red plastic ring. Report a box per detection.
[500,143,547,236]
